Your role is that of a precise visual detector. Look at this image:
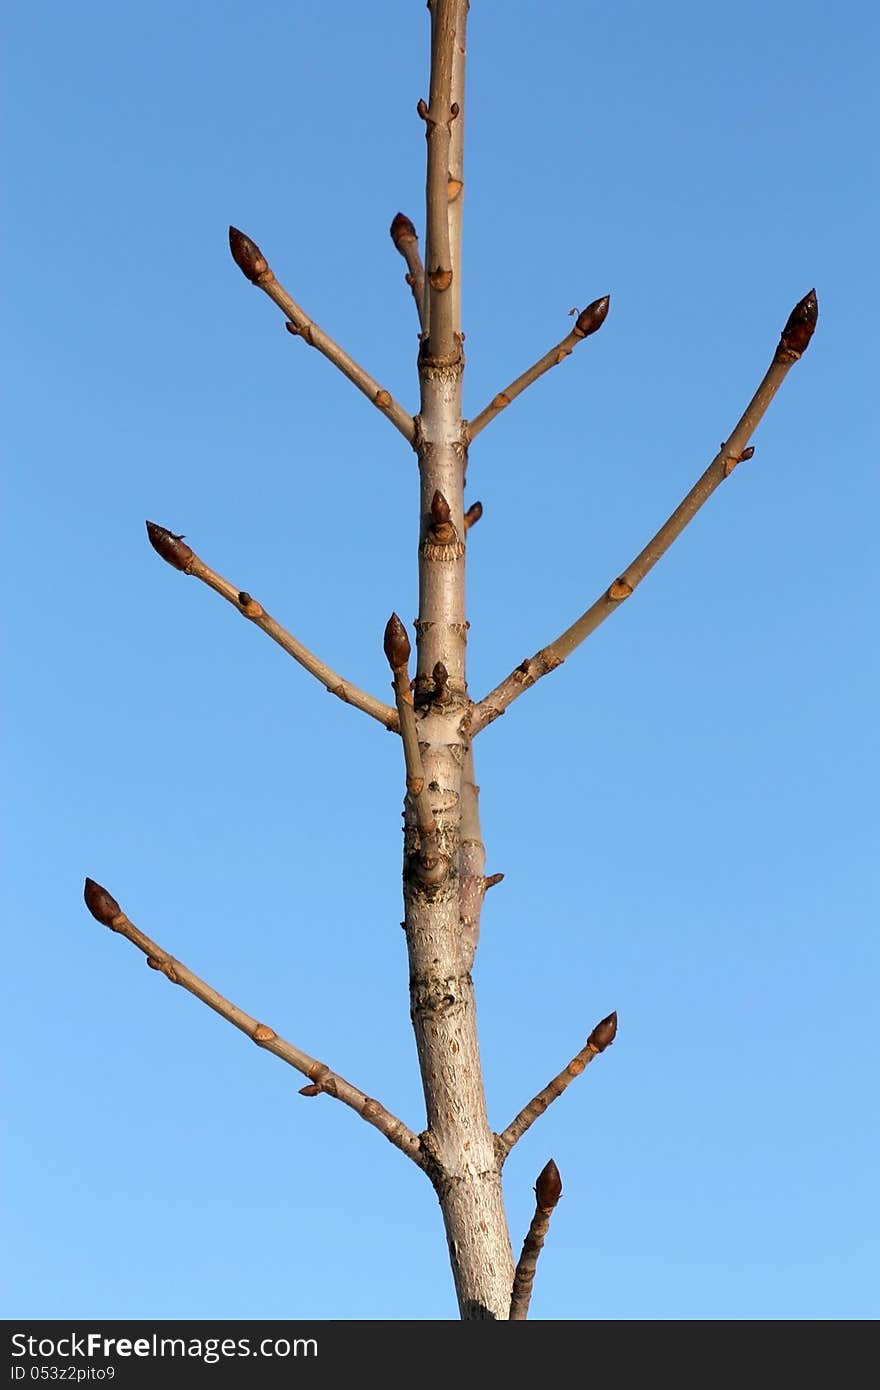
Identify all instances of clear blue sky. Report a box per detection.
[4,0,878,1320]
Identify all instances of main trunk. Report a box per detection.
[403,0,515,1321]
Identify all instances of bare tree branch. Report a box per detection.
[384,614,446,886]
[421,0,460,360]
[467,297,610,443]
[228,226,415,444]
[471,290,818,733]
[509,1160,563,1321]
[496,1012,617,1162]
[82,879,424,1167]
[390,213,427,332]
[146,522,398,731]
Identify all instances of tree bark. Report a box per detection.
[404,0,516,1320]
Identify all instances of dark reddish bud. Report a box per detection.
[432,661,449,700]
[299,1084,322,1097]
[779,289,818,356]
[84,877,122,926]
[383,613,411,671]
[574,295,610,339]
[146,521,194,572]
[535,1159,563,1210]
[739,446,755,463]
[228,225,269,283]
[430,490,451,526]
[464,500,483,530]
[484,872,505,890]
[390,213,418,248]
[588,1010,618,1052]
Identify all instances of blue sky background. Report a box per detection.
[4,1,878,1320]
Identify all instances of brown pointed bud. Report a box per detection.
[390,212,418,248]
[84,877,122,927]
[228,225,269,283]
[299,1084,322,1097]
[464,500,483,531]
[779,289,818,356]
[146,521,194,572]
[432,661,450,702]
[383,613,411,671]
[430,490,451,525]
[535,1159,563,1211]
[739,446,755,462]
[573,295,610,339]
[587,1010,618,1052]
[484,872,505,890]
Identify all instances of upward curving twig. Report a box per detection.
[146,522,398,732]
[496,1012,618,1162]
[509,1160,563,1321]
[471,291,818,733]
[467,297,610,443]
[82,879,424,1167]
[228,226,415,444]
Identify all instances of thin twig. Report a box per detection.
[383,615,445,884]
[421,0,459,360]
[228,226,415,444]
[509,1160,563,1321]
[496,1013,617,1162]
[467,297,609,443]
[390,213,427,332]
[471,290,818,733]
[82,878,424,1167]
[146,522,398,732]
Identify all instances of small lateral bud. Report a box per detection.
[432,661,449,700]
[464,500,483,531]
[430,490,451,527]
[228,225,269,283]
[390,212,418,247]
[383,613,411,671]
[573,295,610,339]
[588,1010,618,1052]
[484,872,505,890]
[739,446,755,462]
[779,289,818,356]
[535,1158,563,1210]
[83,877,121,926]
[146,521,194,572]
[299,1083,322,1097]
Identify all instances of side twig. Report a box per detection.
[390,213,427,332]
[467,297,610,443]
[509,1160,563,1321]
[146,522,398,731]
[496,1012,617,1162]
[82,878,424,1167]
[471,290,818,733]
[228,226,415,444]
[384,615,445,885]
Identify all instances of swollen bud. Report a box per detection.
[464,500,483,531]
[146,521,194,572]
[228,226,269,283]
[430,490,452,526]
[574,295,610,339]
[535,1159,563,1210]
[390,213,418,248]
[84,877,122,927]
[383,613,411,671]
[779,289,818,356]
[588,1010,618,1052]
